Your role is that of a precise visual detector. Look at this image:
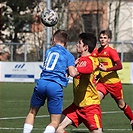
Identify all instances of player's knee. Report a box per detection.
[98,91,104,100]
[118,103,126,110]
[51,121,60,129]
[29,107,39,116]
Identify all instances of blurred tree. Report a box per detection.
[1,0,41,41]
[0,0,132,61]
[0,0,41,60]
[0,0,70,61]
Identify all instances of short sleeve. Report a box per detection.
[109,48,120,62]
[67,54,75,67]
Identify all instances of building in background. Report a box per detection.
[0,0,133,62]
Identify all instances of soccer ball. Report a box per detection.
[41,9,58,27]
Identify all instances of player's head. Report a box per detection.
[52,29,69,46]
[99,30,112,39]
[77,32,97,54]
[98,30,111,47]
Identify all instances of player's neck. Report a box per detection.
[56,43,65,47]
[101,44,108,49]
[81,51,91,56]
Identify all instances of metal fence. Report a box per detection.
[0,41,133,62]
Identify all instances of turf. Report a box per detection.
[0,82,133,133]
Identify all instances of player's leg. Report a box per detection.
[117,99,133,120]
[56,103,79,133]
[96,82,107,101]
[110,82,133,130]
[98,91,104,101]
[56,114,72,133]
[23,107,39,133]
[23,79,47,133]
[82,105,103,133]
[116,99,133,130]
[43,81,63,133]
[44,114,61,133]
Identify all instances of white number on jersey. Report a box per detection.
[44,52,59,70]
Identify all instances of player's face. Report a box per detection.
[99,34,110,47]
[76,39,87,54]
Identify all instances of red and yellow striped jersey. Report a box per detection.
[73,55,100,107]
[93,46,121,84]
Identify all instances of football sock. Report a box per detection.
[123,105,133,121]
[43,126,55,133]
[23,123,33,133]
[131,120,133,130]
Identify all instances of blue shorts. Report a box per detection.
[30,79,63,114]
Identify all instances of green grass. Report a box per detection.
[0,82,133,133]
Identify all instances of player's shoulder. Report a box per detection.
[93,47,98,52]
[92,48,98,56]
[88,55,94,61]
[107,45,116,50]
[107,45,118,54]
[89,55,99,62]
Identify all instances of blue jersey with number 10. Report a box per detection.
[40,44,75,87]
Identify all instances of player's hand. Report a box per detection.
[66,68,69,77]
[94,74,100,80]
[75,58,80,66]
[99,63,107,71]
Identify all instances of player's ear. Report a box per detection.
[52,37,56,45]
[84,45,88,51]
[108,38,111,42]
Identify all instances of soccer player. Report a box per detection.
[92,30,133,131]
[23,29,79,133]
[56,33,103,133]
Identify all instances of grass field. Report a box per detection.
[0,82,133,133]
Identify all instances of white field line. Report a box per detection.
[0,127,131,131]
[71,128,131,131]
[0,115,49,120]
[102,110,122,114]
[0,111,131,131]
[0,111,123,120]
[0,127,42,130]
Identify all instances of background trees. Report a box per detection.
[0,0,132,61]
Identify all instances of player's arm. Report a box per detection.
[68,66,79,77]
[99,48,122,72]
[76,58,93,74]
[99,60,122,72]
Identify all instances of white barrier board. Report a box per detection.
[1,62,37,82]
[0,62,132,84]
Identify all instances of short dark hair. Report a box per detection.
[79,32,97,53]
[53,29,69,45]
[99,30,112,39]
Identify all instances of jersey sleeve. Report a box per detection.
[106,59,122,72]
[67,54,75,67]
[76,57,93,74]
[105,47,122,71]
[109,48,120,62]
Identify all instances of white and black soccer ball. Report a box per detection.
[41,9,58,27]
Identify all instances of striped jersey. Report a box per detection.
[73,55,100,107]
[93,45,121,84]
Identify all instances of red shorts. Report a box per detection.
[96,81,123,100]
[62,103,102,131]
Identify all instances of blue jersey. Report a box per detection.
[40,44,75,87]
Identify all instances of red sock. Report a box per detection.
[63,132,67,133]
[124,105,133,121]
